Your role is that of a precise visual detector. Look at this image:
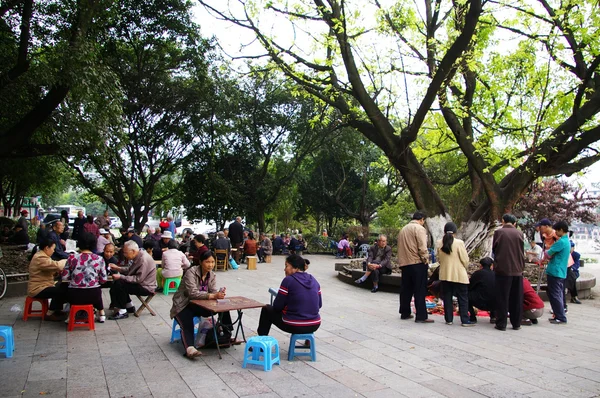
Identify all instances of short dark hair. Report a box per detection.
[143,240,155,251]
[286,254,310,271]
[502,214,517,224]
[78,232,97,251]
[479,257,493,269]
[199,250,216,264]
[194,234,206,244]
[553,221,569,233]
[412,211,427,220]
[39,237,56,250]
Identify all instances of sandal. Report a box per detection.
[186,346,203,358]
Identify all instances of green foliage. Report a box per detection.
[65,0,212,230]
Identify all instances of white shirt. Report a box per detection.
[96,235,111,253]
[161,248,190,278]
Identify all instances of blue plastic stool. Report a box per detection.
[163,277,182,296]
[288,333,316,361]
[0,325,15,358]
[170,317,200,343]
[242,336,280,371]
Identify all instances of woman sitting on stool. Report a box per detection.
[27,237,69,321]
[169,250,232,359]
[61,232,108,322]
[257,254,322,339]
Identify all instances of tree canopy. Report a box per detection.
[198,0,600,250]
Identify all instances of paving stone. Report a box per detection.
[27,359,67,381]
[421,379,488,398]
[217,371,272,396]
[67,387,110,397]
[21,379,66,397]
[263,375,321,397]
[325,368,386,393]
[33,343,68,361]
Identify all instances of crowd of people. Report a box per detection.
[20,212,322,359]
[14,205,581,361]
[368,211,579,329]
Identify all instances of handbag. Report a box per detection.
[229,257,239,269]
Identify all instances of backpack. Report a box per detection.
[203,321,232,348]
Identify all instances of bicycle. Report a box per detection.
[0,266,6,299]
[0,247,6,299]
[308,237,338,255]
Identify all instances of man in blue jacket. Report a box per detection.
[545,221,571,324]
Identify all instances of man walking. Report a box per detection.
[397,211,432,323]
[492,214,525,331]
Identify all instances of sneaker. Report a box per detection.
[354,279,364,285]
[571,297,582,304]
[97,315,106,323]
[126,306,136,314]
[462,322,476,327]
[549,319,566,324]
[445,322,453,325]
[109,313,129,320]
[371,287,378,293]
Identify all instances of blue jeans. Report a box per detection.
[547,275,567,322]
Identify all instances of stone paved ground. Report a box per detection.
[1,254,600,398]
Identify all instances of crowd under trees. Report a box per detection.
[1,0,599,249]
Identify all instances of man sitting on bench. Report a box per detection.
[354,234,392,293]
[108,240,156,320]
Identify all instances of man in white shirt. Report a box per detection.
[525,239,543,263]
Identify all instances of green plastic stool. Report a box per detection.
[163,277,182,296]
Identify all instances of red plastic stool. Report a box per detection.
[67,305,95,331]
[23,297,49,321]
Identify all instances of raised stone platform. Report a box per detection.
[337,263,596,300]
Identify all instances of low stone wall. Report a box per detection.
[337,263,597,301]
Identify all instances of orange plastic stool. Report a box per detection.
[67,305,95,331]
[23,297,49,321]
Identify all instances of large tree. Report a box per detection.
[65,0,212,230]
[182,69,332,232]
[0,0,112,158]
[198,0,600,252]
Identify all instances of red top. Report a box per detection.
[523,278,544,311]
[243,239,258,255]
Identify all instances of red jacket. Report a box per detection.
[523,278,544,311]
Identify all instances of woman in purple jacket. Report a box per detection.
[257,254,322,336]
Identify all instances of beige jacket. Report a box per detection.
[28,251,67,297]
[397,220,429,267]
[435,238,470,284]
[170,266,217,319]
[120,250,157,293]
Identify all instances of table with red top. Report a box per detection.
[190,296,266,359]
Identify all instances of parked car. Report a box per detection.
[109,217,122,229]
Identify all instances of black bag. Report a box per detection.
[565,267,578,291]
[204,322,232,348]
